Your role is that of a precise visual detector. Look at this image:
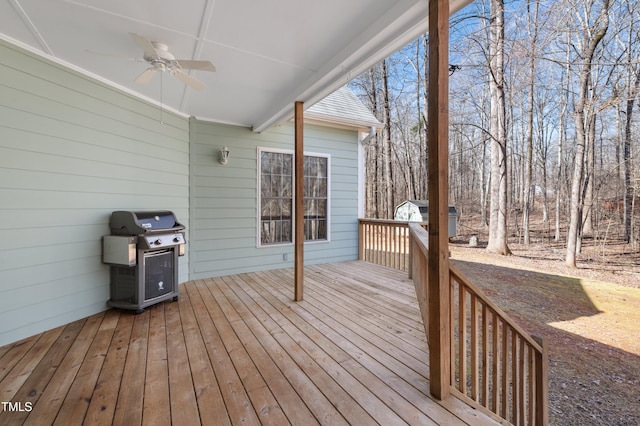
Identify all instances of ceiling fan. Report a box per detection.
[128,32,215,91]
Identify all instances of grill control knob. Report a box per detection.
[173,237,180,243]
[154,239,162,245]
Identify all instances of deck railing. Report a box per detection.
[407,222,548,426]
[357,219,548,426]
[358,218,427,271]
[448,265,549,425]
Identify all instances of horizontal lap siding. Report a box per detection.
[0,41,190,346]
[190,119,359,279]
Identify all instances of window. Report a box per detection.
[258,148,329,246]
[303,155,328,241]
[260,151,293,245]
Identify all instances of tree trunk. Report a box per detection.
[582,113,596,236]
[421,34,429,200]
[487,0,511,255]
[555,28,573,243]
[567,0,609,267]
[523,0,539,245]
[367,66,380,218]
[381,59,394,219]
[623,16,639,243]
[481,139,489,227]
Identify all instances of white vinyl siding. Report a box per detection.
[0,40,190,346]
[190,119,359,279]
[0,37,364,347]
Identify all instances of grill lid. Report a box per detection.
[110,210,184,235]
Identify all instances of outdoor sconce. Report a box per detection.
[219,146,230,165]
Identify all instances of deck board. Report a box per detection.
[0,261,498,425]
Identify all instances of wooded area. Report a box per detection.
[350,0,639,267]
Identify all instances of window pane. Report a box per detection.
[261,152,270,174]
[261,175,272,197]
[282,219,292,242]
[282,173,292,198]
[283,154,292,176]
[317,157,327,177]
[260,199,270,218]
[261,221,273,244]
[259,151,294,245]
[316,220,326,239]
[273,153,282,174]
[271,175,281,197]
[304,156,312,176]
[281,199,292,218]
[304,199,313,216]
[317,177,327,197]
[317,199,326,216]
[302,155,328,241]
[304,218,327,241]
[304,176,311,197]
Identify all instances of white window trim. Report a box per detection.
[256,146,331,248]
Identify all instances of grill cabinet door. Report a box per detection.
[144,250,175,300]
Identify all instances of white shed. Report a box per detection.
[394,200,458,237]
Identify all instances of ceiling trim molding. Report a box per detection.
[0,35,189,120]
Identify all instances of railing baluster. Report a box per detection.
[357,219,427,271]
[501,321,508,420]
[492,309,499,413]
[482,303,489,408]
[450,276,456,388]
[386,223,391,267]
[519,337,526,425]
[513,332,519,425]
[459,283,467,395]
[529,343,535,425]
[391,223,396,269]
[380,222,549,426]
[471,293,479,401]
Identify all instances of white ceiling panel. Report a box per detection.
[1,0,471,130]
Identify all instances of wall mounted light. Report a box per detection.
[219,146,230,165]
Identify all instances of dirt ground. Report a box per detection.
[449,215,640,425]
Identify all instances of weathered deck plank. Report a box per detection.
[0,261,498,425]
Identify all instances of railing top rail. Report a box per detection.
[408,222,543,353]
[359,218,428,226]
[449,263,544,352]
[408,222,430,256]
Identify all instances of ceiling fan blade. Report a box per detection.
[129,32,159,59]
[172,70,206,91]
[175,60,216,72]
[134,68,157,84]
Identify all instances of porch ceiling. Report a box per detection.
[0,0,469,131]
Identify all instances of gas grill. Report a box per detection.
[103,210,185,313]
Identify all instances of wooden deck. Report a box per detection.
[0,261,498,425]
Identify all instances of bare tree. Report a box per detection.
[621,0,640,243]
[381,59,394,218]
[487,0,511,255]
[522,0,541,245]
[567,0,610,267]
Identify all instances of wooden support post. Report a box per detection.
[427,0,451,400]
[294,101,304,301]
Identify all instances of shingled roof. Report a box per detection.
[306,86,381,130]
